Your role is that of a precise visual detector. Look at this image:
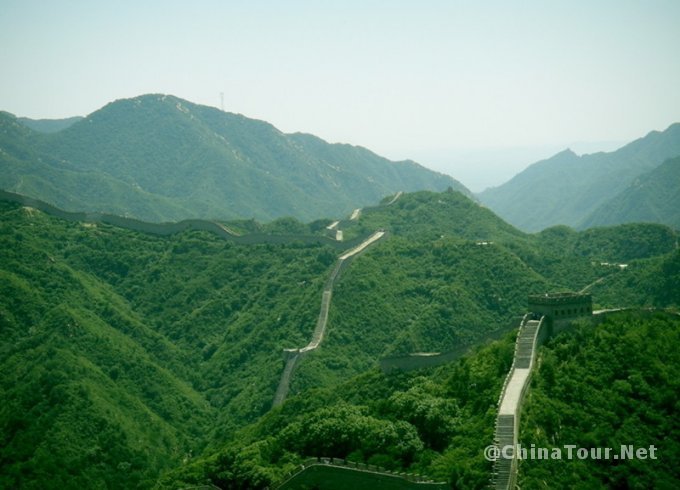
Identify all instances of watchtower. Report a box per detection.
[528,292,592,335]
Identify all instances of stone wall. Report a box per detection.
[272,231,386,407]
[0,189,361,250]
[528,292,592,319]
[492,316,544,490]
[379,317,523,373]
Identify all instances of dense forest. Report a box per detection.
[1,190,678,488]
[162,311,680,489]
[519,311,680,488]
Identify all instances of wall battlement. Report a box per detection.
[493,293,596,488]
[528,292,592,323]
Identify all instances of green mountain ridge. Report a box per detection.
[0,94,468,223]
[581,155,680,229]
[478,123,680,232]
[1,190,678,488]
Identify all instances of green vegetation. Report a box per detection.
[156,335,516,489]
[519,311,680,488]
[582,155,680,229]
[0,200,337,488]
[478,124,680,232]
[587,249,680,310]
[0,94,467,223]
[1,189,678,489]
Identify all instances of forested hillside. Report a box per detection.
[1,190,678,489]
[581,155,680,229]
[519,311,680,488]
[162,311,680,489]
[0,94,467,223]
[0,201,338,488]
[478,123,680,232]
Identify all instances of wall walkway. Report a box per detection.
[271,457,447,490]
[272,231,385,407]
[0,189,364,250]
[271,194,407,408]
[491,316,544,490]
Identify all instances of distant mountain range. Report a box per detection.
[0,94,467,222]
[581,155,680,230]
[3,96,678,231]
[478,123,680,231]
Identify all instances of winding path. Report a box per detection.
[579,276,606,294]
[272,195,404,407]
[0,189,363,250]
[386,191,403,205]
[272,231,385,407]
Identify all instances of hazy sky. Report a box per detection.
[1,1,679,191]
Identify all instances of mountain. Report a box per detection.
[0,94,468,222]
[581,155,680,229]
[477,123,680,232]
[1,190,678,488]
[17,116,83,133]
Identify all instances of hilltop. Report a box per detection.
[0,94,467,223]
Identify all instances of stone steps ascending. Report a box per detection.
[491,318,543,489]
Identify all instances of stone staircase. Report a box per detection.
[491,316,543,489]
[514,320,539,369]
[492,414,516,489]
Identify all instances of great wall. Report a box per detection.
[0,188,401,407]
[272,292,596,490]
[0,189,365,250]
[491,293,593,489]
[378,316,523,373]
[272,230,385,407]
[1,189,609,488]
[491,315,542,489]
[272,192,408,406]
[273,457,447,490]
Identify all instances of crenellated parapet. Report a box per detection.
[528,292,592,319]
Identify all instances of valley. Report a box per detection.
[3,1,679,487]
[1,188,678,488]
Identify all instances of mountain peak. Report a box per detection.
[553,148,579,160]
[478,124,680,232]
[0,94,468,223]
